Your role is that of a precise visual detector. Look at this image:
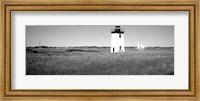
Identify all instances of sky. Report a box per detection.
[26,25,174,47]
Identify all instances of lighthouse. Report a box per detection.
[110,26,125,53]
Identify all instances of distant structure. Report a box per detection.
[110,26,125,52]
[137,40,145,51]
[39,41,41,47]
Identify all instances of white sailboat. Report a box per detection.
[137,40,145,51]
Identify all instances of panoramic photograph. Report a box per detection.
[26,25,174,75]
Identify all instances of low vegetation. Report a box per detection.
[26,47,174,75]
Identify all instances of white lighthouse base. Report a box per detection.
[111,33,125,53]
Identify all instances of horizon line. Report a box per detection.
[26,46,174,47]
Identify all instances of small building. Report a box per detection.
[110,26,125,52]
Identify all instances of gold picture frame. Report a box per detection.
[0,0,199,101]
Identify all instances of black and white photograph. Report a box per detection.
[26,25,174,75]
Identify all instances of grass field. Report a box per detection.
[26,47,174,75]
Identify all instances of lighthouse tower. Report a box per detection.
[111,26,125,53]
